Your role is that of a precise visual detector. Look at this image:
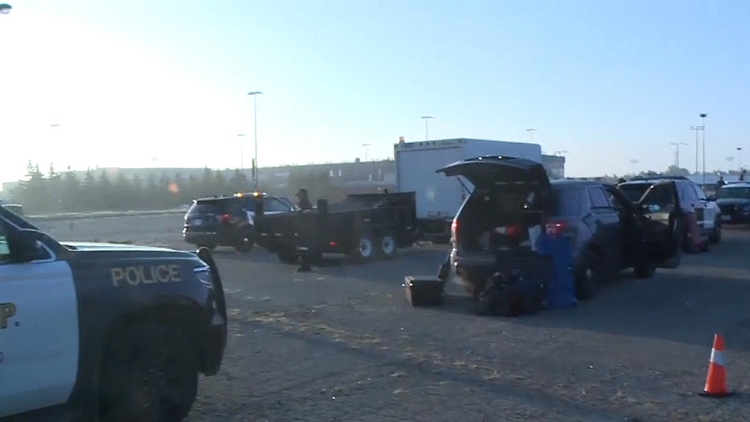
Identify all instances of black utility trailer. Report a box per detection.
[254,192,418,264]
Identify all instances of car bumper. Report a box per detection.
[183,229,220,245]
[719,211,750,224]
[450,248,555,285]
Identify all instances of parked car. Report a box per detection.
[438,156,682,305]
[713,182,750,224]
[618,176,721,245]
[183,192,294,252]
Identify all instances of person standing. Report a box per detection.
[296,188,313,210]
[716,176,726,192]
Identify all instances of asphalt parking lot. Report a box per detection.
[34,216,750,422]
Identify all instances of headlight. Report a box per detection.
[194,265,213,288]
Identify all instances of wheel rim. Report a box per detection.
[359,238,373,258]
[381,235,395,255]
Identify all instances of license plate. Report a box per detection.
[192,219,203,226]
[722,215,731,221]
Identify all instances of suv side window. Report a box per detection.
[263,197,293,212]
[587,187,612,209]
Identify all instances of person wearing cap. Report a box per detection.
[296,188,313,210]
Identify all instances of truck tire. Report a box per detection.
[99,325,199,422]
[376,233,397,260]
[573,248,600,300]
[633,262,656,279]
[234,227,255,253]
[348,232,375,262]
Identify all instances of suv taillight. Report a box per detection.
[451,218,459,242]
[545,220,568,237]
[219,214,232,224]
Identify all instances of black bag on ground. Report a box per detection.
[476,270,544,317]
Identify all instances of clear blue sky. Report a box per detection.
[1,0,748,183]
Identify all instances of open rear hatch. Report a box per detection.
[437,156,552,254]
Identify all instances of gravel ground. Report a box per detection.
[33,216,750,422]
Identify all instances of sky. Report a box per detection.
[1,0,749,183]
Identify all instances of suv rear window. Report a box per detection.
[188,198,244,216]
[618,183,651,202]
[551,188,582,216]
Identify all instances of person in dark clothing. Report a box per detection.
[296,188,313,210]
[716,176,726,191]
[740,169,747,182]
[617,177,627,184]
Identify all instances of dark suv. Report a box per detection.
[183,192,294,252]
[714,182,750,224]
[438,156,682,302]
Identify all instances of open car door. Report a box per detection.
[633,181,681,268]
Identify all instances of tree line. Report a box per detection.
[6,162,350,215]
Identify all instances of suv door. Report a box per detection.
[585,186,622,269]
[0,219,79,417]
[634,181,681,268]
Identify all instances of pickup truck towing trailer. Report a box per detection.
[394,138,543,243]
[254,192,417,263]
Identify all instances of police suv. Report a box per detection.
[0,206,228,422]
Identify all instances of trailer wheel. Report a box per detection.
[348,232,375,262]
[376,233,397,260]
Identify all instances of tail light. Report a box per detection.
[219,214,232,224]
[545,220,568,237]
[451,218,459,241]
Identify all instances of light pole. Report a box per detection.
[630,159,639,175]
[247,91,262,188]
[421,116,434,141]
[0,4,12,14]
[669,142,689,168]
[689,126,702,174]
[237,134,246,169]
[700,113,707,185]
[526,128,537,142]
[738,147,743,171]
[361,143,371,161]
[726,156,734,173]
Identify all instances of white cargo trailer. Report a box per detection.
[394,138,543,243]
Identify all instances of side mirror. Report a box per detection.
[10,229,44,263]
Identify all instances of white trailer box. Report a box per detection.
[394,138,542,242]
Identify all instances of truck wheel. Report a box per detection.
[197,244,215,252]
[633,263,656,279]
[709,219,722,244]
[234,230,254,253]
[376,233,397,260]
[573,249,599,300]
[348,232,375,262]
[99,325,199,422]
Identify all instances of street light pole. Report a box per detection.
[630,159,639,175]
[526,128,537,143]
[690,125,703,174]
[669,142,689,168]
[738,147,743,171]
[361,143,371,161]
[237,134,246,170]
[700,113,707,185]
[421,116,434,141]
[247,91,262,188]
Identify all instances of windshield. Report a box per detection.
[717,187,750,199]
[617,183,651,202]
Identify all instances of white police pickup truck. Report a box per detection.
[0,205,228,422]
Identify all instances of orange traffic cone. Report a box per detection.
[700,333,733,397]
